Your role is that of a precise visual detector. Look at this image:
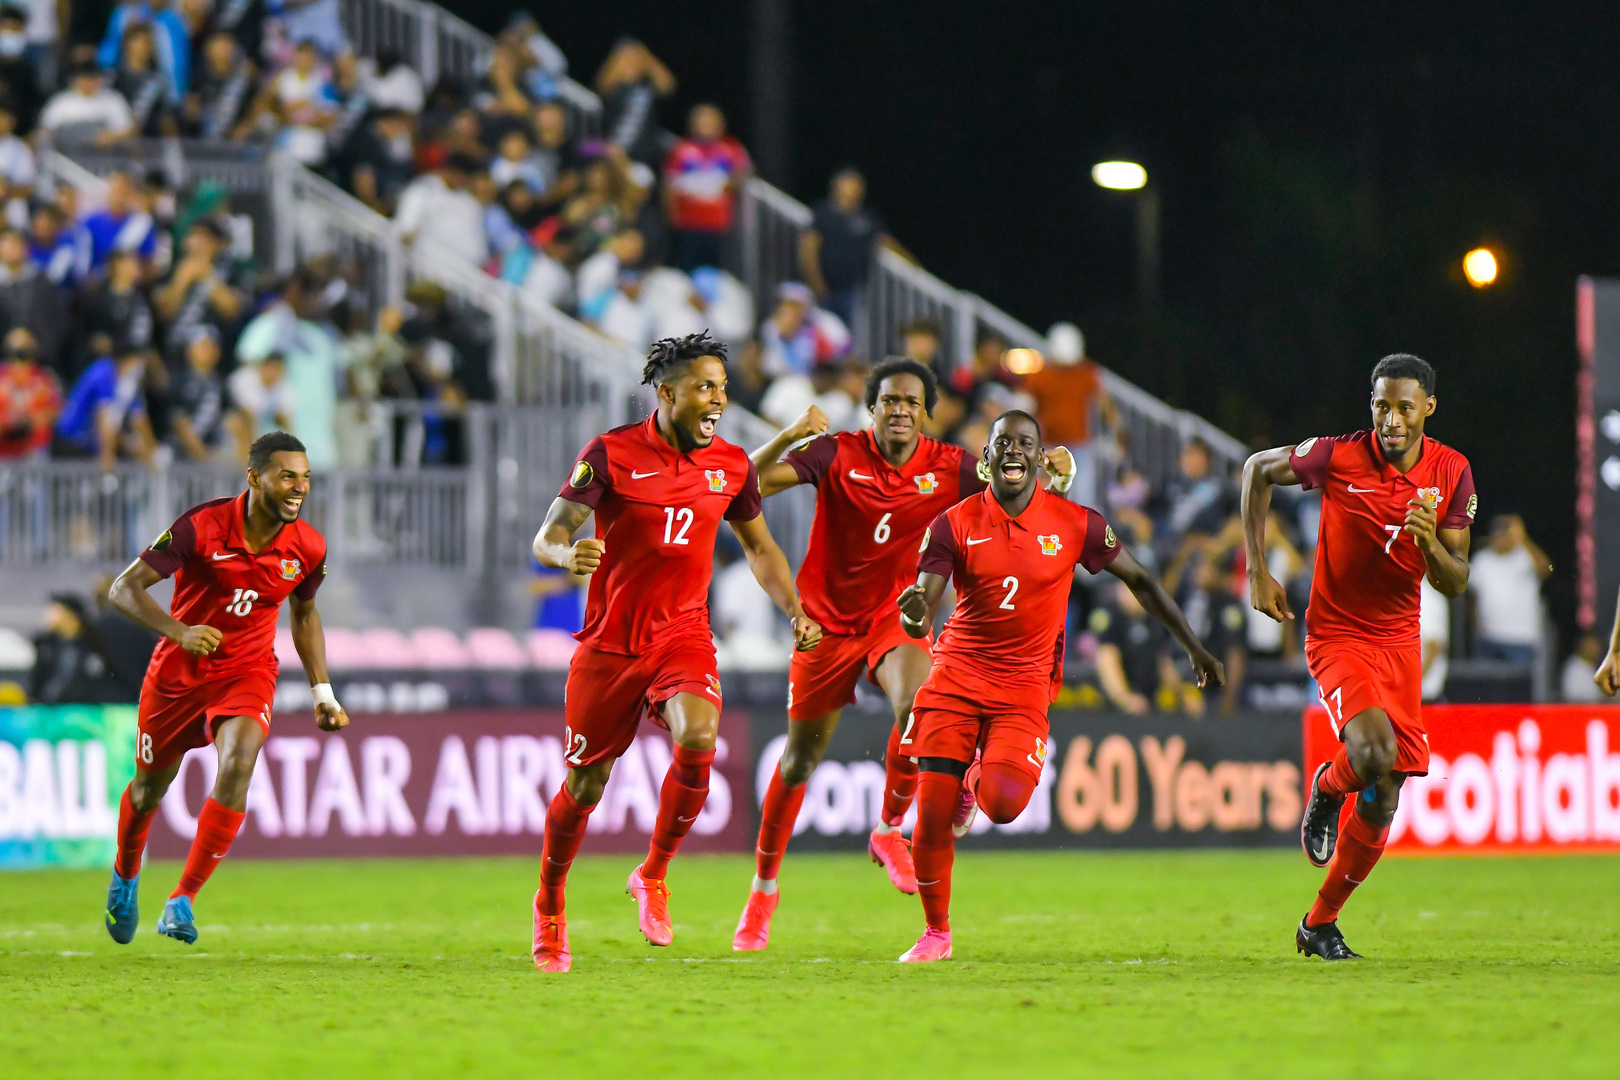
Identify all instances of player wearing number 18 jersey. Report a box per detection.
[101,432,350,948]
[894,412,1222,962]
[1243,354,1474,960]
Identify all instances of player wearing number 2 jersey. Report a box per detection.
[893,411,1221,962]
[1243,354,1474,960]
[101,432,350,948]
[730,358,1077,951]
[529,332,820,973]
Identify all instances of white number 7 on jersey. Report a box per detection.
[1383,525,1401,554]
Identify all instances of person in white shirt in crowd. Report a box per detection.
[756,280,850,378]
[711,535,789,669]
[16,0,63,95]
[360,48,423,115]
[1468,512,1551,664]
[235,270,347,467]
[759,356,871,433]
[1419,575,1450,702]
[1561,632,1604,703]
[226,350,294,455]
[258,38,336,165]
[394,153,488,267]
[490,128,547,194]
[39,59,135,145]
[0,100,32,229]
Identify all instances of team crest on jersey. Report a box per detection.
[1038,534,1062,556]
[280,558,302,580]
[705,469,727,493]
[570,460,593,488]
[914,472,938,494]
[1416,486,1443,510]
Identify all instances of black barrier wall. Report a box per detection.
[749,706,1304,850]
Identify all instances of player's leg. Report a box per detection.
[628,691,719,946]
[902,756,965,962]
[157,714,267,943]
[1299,769,1404,960]
[105,758,181,943]
[868,641,934,889]
[1302,705,1398,866]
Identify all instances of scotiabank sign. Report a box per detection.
[145,710,752,859]
[1303,705,1620,853]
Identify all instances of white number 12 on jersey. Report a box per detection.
[663,506,694,545]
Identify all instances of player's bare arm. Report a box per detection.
[1106,546,1225,689]
[1596,584,1620,697]
[1241,445,1301,622]
[532,497,604,574]
[897,572,948,640]
[751,405,830,496]
[108,557,222,656]
[1402,498,1470,597]
[730,512,822,651]
[289,594,348,731]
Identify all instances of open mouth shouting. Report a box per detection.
[698,409,722,441]
[999,457,1029,483]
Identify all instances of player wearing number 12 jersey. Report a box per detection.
[1243,354,1474,960]
[731,358,1077,951]
[101,432,350,948]
[529,332,820,972]
[894,411,1222,962]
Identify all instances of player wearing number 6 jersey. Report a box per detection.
[731,358,1076,951]
[101,432,349,948]
[530,332,820,973]
[1243,354,1474,960]
[893,411,1221,962]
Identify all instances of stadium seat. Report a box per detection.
[274,628,301,669]
[360,628,423,668]
[527,629,578,668]
[408,627,474,668]
[321,628,376,670]
[465,627,528,669]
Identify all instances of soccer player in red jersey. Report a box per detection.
[731,358,1076,951]
[101,432,349,946]
[1242,354,1474,960]
[893,411,1221,962]
[529,331,820,972]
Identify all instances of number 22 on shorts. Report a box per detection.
[563,725,588,765]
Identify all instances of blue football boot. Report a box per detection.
[156,895,198,944]
[105,871,140,944]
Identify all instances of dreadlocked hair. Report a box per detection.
[642,330,729,387]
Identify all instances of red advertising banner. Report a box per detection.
[146,710,753,859]
[1303,705,1620,853]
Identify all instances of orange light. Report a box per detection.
[1463,248,1498,287]
[1003,348,1044,375]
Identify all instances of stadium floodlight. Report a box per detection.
[1091,161,1148,190]
[1463,247,1498,287]
[1003,348,1044,375]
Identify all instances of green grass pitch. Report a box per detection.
[4,851,1618,1078]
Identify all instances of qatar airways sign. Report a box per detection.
[146,710,751,858]
[1303,705,1620,853]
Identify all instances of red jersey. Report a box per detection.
[785,430,981,636]
[918,484,1120,698]
[560,416,762,656]
[139,491,328,689]
[1291,431,1476,645]
[663,136,752,231]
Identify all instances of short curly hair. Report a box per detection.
[864,357,938,415]
[1371,353,1435,397]
[642,330,728,387]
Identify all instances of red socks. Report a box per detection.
[1316,747,1365,799]
[976,763,1038,825]
[755,764,807,882]
[1308,807,1390,926]
[114,787,156,879]
[911,771,960,932]
[881,722,920,825]
[171,797,245,900]
[537,785,594,916]
[641,744,715,881]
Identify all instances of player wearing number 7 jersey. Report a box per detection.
[731,358,1077,951]
[1243,354,1475,961]
[101,432,349,948]
[893,411,1222,962]
[529,332,820,972]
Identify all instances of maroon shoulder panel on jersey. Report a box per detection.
[724,458,763,521]
[291,532,329,601]
[1441,461,1477,530]
[1079,507,1123,575]
[139,502,209,578]
[956,445,987,497]
[784,433,839,486]
[917,510,958,579]
[558,436,612,508]
[1288,435,1338,491]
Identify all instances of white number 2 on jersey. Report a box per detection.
[662,506,694,545]
[999,575,1019,610]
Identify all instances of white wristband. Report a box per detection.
[1048,467,1074,494]
[311,682,340,710]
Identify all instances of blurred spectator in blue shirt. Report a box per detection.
[99,0,189,100]
[530,559,586,632]
[29,202,89,289]
[81,171,157,271]
[54,347,154,468]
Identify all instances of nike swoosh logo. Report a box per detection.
[1348,484,1375,493]
[966,537,992,546]
[848,470,875,480]
[631,470,659,479]
[704,685,721,698]
[211,552,236,560]
[676,815,698,824]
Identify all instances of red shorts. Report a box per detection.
[908,661,1052,783]
[1306,638,1428,775]
[136,666,278,773]
[786,613,929,721]
[563,638,721,768]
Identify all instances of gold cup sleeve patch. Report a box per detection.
[1104,525,1118,548]
[1466,493,1477,520]
[150,528,173,551]
[570,460,593,489]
